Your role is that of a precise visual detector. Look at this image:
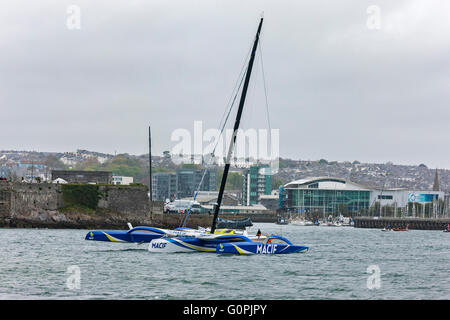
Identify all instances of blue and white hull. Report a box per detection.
[86,225,310,255]
[148,238,217,253]
[85,226,168,243]
[148,234,249,253]
[148,234,309,255]
[216,242,309,255]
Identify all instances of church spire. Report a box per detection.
[433,168,440,191]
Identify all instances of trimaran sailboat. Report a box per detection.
[85,16,309,255]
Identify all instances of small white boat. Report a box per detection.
[290,219,308,226]
[316,220,345,227]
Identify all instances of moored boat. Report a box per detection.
[276,216,288,225]
[392,224,409,231]
[290,219,310,226]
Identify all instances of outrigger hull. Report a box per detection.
[85,226,168,243]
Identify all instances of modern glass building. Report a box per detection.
[153,169,218,201]
[176,168,217,199]
[242,165,272,206]
[280,176,448,218]
[152,172,177,201]
[280,177,371,215]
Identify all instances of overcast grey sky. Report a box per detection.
[1,0,449,169]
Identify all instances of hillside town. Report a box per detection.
[1,149,448,193]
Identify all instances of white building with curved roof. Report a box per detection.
[280,176,445,217]
[283,176,371,191]
[281,177,371,215]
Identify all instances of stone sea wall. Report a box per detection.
[97,185,149,216]
[354,217,450,230]
[0,181,151,229]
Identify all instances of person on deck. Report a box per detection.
[256,229,262,237]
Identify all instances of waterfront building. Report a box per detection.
[175,168,217,199]
[152,168,217,201]
[242,165,272,206]
[152,172,177,201]
[279,176,446,217]
[280,177,371,215]
[369,189,445,208]
[259,190,279,210]
[112,175,134,185]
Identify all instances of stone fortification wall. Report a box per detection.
[97,185,149,216]
[0,181,151,228]
[0,181,11,216]
[9,182,62,215]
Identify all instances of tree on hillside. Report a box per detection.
[74,157,101,171]
[271,176,284,190]
[181,163,202,170]
[44,154,66,170]
[217,170,243,190]
[104,154,145,181]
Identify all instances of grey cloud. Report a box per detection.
[1,0,449,169]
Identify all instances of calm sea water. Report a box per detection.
[1,223,449,300]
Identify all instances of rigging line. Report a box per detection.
[200,49,251,164]
[180,50,251,228]
[218,65,248,157]
[236,48,260,164]
[199,47,252,169]
[258,38,272,152]
[213,42,254,165]
[180,66,248,228]
[211,16,264,234]
[212,41,254,166]
[215,45,253,140]
[238,39,266,167]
